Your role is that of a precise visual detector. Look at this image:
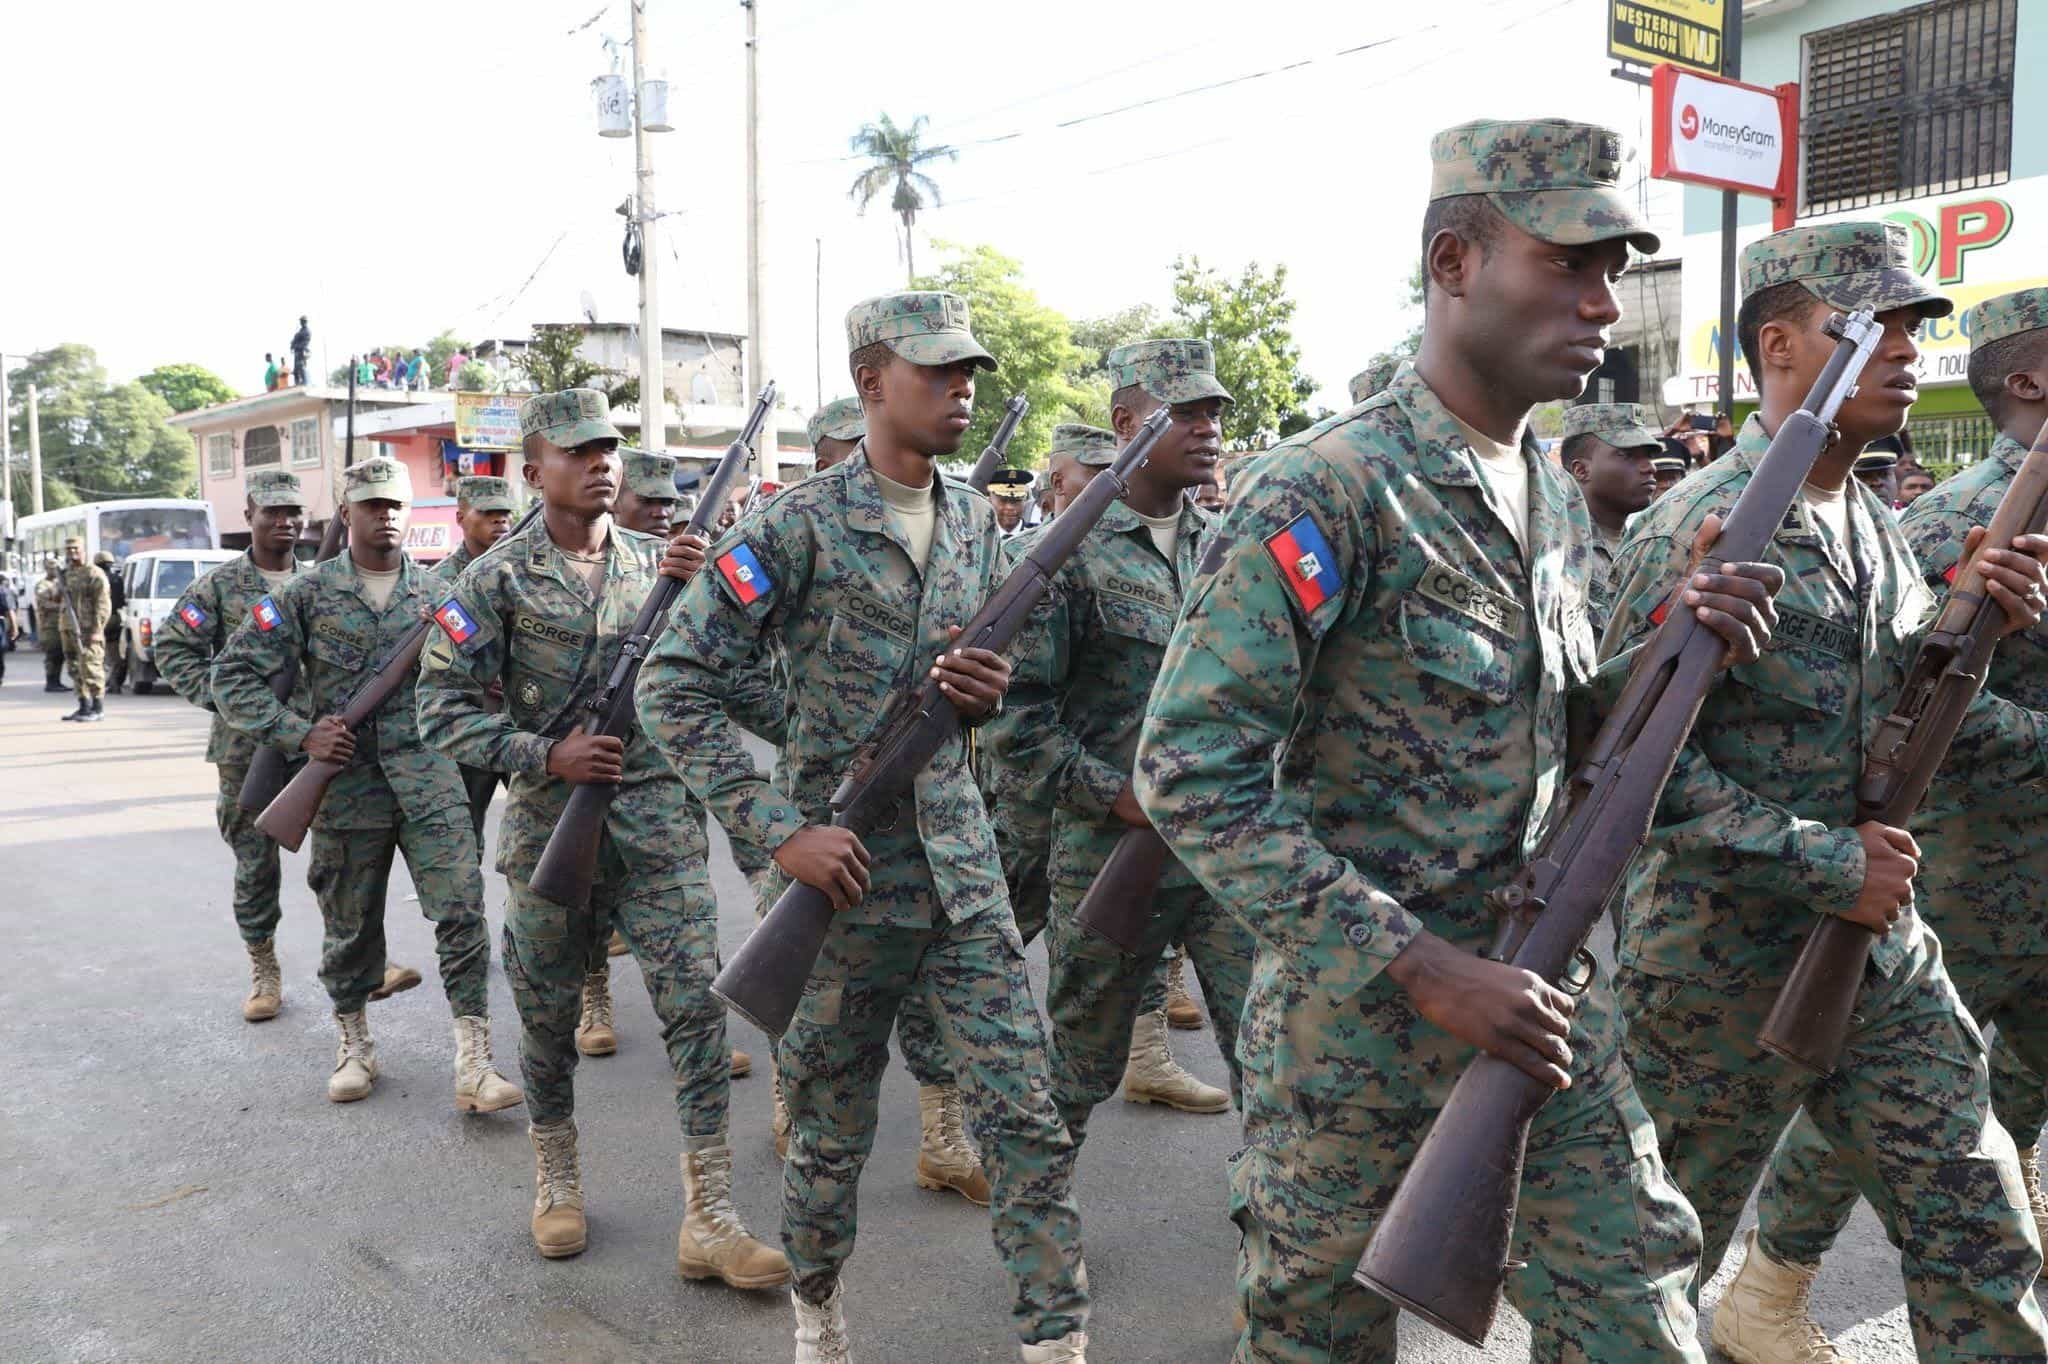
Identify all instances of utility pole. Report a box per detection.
[1716,9,1744,429]
[630,0,665,455]
[1,360,12,531]
[814,237,823,411]
[744,0,775,478]
[27,383,44,516]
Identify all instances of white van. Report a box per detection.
[119,548,240,694]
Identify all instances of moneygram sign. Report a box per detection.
[1652,65,1798,215]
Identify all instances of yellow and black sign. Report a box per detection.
[1609,0,1725,76]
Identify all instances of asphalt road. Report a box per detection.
[0,654,1923,1363]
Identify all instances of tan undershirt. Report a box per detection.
[558,546,606,597]
[356,564,401,611]
[257,566,296,591]
[1450,415,1531,555]
[873,468,936,569]
[1134,507,1181,563]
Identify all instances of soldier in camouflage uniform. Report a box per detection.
[614,448,681,539]
[416,390,786,1287]
[1604,225,2048,1363]
[433,474,519,845]
[1134,118,1789,1363]
[57,536,112,722]
[1558,401,1661,635]
[636,292,1090,1363]
[1040,422,1112,525]
[213,456,522,1115]
[155,468,309,1021]
[807,398,865,474]
[1347,356,1404,407]
[34,560,66,690]
[1715,284,2048,1364]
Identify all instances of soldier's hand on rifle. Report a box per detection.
[1961,528,2048,637]
[546,732,625,785]
[301,715,355,764]
[1111,782,1150,830]
[1385,932,1576,1090]
[774,827,872,911]
[1845,822,1918,935]
[1679,513,1785,667]
[660,531,709,584]
[932,624,1009,721]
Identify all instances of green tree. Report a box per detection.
[421,330,466,385]
[5,345,196,505]
[911,243,1089,470]
[509,324,610,393]
[453,359,499,393]
[138,362,237,413]
[850,113,958,285]
[1066,304,1162,424]
[1163,256,1315,450]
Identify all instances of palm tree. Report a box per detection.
[848,113,957,285]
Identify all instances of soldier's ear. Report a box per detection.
[1425,228,1472,304]
[2007,364,2048,406]
[521,459,543,494]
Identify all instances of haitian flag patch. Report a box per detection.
[251,596,283,632]
[1264,512,1340,612]
[178,601,208,630]
[433,597,480,645]
[716,542,773,605]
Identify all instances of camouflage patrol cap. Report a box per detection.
[1050,423,1117,469]
[93,550,114,565]
[1106,338,1234,406]
[62,536,83,550]
[846,292,996,371]
[519,388,624,448]
[1560,402,1662,450]
[1349,358,1404,405]
[1965,286,2048,349]
[245,468,306,508]
[1430,118,1659,254]
[1740,221,1953,317]
[343,454,413,504]
[986,468,1034,499]
[806,397,866,448]
[453,475,516,512]
[622,449,680,501]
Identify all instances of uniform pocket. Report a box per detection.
[1398,593,1515,706]
[1094,592,1174,647]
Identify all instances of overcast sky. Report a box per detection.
[0,0,1678,413]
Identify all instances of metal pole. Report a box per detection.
[814,236,823,411]
[1716,8,1745,430]
[1,357,13,523]
[27,383,43,516]
[631,0,665,455]
[744,0,774,478]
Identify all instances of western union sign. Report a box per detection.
[1609,0,1725,77]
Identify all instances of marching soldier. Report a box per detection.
[434,475,519,845]
[416,390,786,1288]
[614,448,681,538]
[1605,224,2048,1360]
[34,559,66,691]
[637,292,1090,1363]
[1714,285,2048,1362]
[96,550,127,693]
[1558,401,1662,634]
[1347,356,1403,406]
[1039,423,1111,525]
[213,456,521,1114]
[57,536,111,722]
[806,398,865,474]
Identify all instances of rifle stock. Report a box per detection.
[713,406,1172,1035]
[1350,310,1883,1347]
[527,382,777,907]
[965,394,1029,494]
[1758,418,2048,1074]
[1076,826,1173,953]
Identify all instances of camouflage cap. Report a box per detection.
[1965,286,2048,350]
[1740,221,1953,317]
[93,549,114,565]
[1106,338,1234,406]
[453,475,516,512]
[519,388,624,449]
[622,449,680,501]
[846,292,996,371]
[1560,402,1662,450]
[246,468,306,508]
[1430,118,1659,254]
[1050,423,1117,469]
[342,454,413,504]
[1348,358,1404,406]
[806,397,867,448]
[62,536,83,550]
[986,468,1034,499]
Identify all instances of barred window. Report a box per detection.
[1801,0,2016,215]
[204,432,234,479]
[243,425,281,470]
[1907,413,1999,469]
[289,417,322,468]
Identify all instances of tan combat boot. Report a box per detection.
[677,1140,791,1289]
[1122,1009,1229,1113]
[368,961,422,1001]
[730,1047,752,1078]
[576,968,617,1056]
[529,1119,587,1258]
[792,1282,853,1364]
[772,1071,791,1159]
[243,938,282,1022]
[1710,1228,1855,1364]
[607,929,628,957]
[1021,1333,1088,1363]
[2020,1146,2048,1247]
[327,1010,377,1103]
[453,1016,524,1113]
[1164,948,1204,1030]
[915,1084,992,1206]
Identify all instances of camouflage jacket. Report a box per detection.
[1134,368,1622,1110]
[1900,432,2048,956]
[155,552,303,765]
[415,521,708,889]
[213,554,465,830]
[1586,532,1622,638]
[58,563,111,636]
[1603,415,2048,984]
[996,496,1213,891]
[635,448,1008,929]
[431,542,478,583]
[32,576,62,631]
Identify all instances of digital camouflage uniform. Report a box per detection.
[154,469,306,945]
[1135,120,1706,1364]
[433,474,522,846]
[1559,401,1663,637]
[1604,227,2048,1359]
[213,465,491,1022]
[34,568,65,688]
[58,549,112,701]
[997,340,1255,1144]
[1346,357,1402,407]
[634,291,1089,1345]
[1752,287,2048,1277]
[806,398,866,452]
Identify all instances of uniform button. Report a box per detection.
[1346,923,1370,947]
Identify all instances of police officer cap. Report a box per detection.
[986,468,1034,499]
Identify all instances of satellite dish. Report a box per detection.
[579,290,598,324]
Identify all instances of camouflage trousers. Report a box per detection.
[214,761,283,944]
[459,764,498,848]
[1752,943,2048,1272]
[59,627,104,700]
[504,857,728,1138]
[1046,878,1252,1146]
[1619,936,2048,1361]
[999,821,1052,946]
[307,812,489,1017]
[779,909,1089,1344]
[1231,1066,1703,1362]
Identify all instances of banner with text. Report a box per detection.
[454,392,521,451]
[1609,0,1725,76]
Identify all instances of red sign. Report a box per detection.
[1651,63,1800,230]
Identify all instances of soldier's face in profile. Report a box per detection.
[614,488,673,538]
[1452,222,1628,403]
[870,354,978,461]
[813,436,859,473]
[527,437,622,518]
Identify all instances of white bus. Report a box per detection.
[9,498,218,578]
